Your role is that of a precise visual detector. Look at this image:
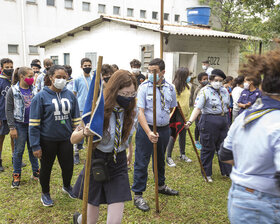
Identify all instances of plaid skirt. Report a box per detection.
[73,149,131,206]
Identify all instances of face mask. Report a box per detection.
[202,65,207,70]
[132,68,140,74]
[45,67,51,71]
[244,82,250,89]
[116,95,134,109]
[211,81,222,90]
[34,71,40,74]
[83,67,92,74]
[186,76,191,84]
[24,77,34,86]
[201,80,208,86]
[3,69,14,77]
[103,77,110,83]
[53,78,66,90]
[148,73,160,83]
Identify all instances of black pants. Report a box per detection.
[40,138,73,193]
[194,116,201,142]
[166,128,186,157]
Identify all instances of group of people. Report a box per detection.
[0,46,279,224]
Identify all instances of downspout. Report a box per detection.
[20,0,27,65]
[259,41,263,55]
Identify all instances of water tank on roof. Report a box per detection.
[186,6,211,25]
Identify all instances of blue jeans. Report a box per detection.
[132,124,170,194]
[228,183,280,224]
[13,122,39,174]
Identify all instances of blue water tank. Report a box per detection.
[186,6,211,25]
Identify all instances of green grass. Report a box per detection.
[0,127,231,224]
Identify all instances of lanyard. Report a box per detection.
[83,74,92,91]
[217,90,225,115]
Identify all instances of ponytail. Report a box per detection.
[12,67,33,85]
[12,67,20,85]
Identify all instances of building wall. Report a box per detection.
[44,21,161,77]
[1,0,200,68]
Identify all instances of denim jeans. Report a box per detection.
[228,183,280,224]
[13,122,39,174]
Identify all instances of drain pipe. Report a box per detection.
[259,41,263,55]
[20,0,27,65]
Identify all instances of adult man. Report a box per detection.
[132,58,179,212]
[73,58,93,164]
[130,59,146,86]
[202,60,214,77]
[35,58,53,93]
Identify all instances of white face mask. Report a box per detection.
[202,65,207,70]
[244,82,250,89]
[132,68,140,74]
[211,81,222,90]
[53,78,66,89]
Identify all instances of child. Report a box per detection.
[192,72,208,150]
[63,65,74,92]
[0,58,14,172]
[35,58,53,93]
[6,67,39,188]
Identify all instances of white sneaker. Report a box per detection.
[180,155,192,163]
[166,157,176,167]
[204,176,213,183]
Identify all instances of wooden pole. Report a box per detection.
[177,102,208,182]
[153,69,160,213]
[160,0,164,59]
[82,56,103,224]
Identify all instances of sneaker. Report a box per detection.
[134,196,150,212]
[41,193,54,207]
[62,186,76,199]
[180,155,192,163]
[204,176,213,183]
[32,169,40,181]
[166,157,176,167]
[74,153,80,165]
[195,141,202,150]
[73,212,81,224]
[11,173,21,188]
[0,159,4,172]
[158,185,179,196]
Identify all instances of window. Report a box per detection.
[98,4,105,13]
[46,0,54,6]
[175,14,180,22]
[50,56,58,65]
[140,10,146,19]
[29,45,38,54]
[127,8,134,17]
[82,2,90,11]
[164,13,169,21]
[152,11,158,20]
[8,44,18,54]
[85,52,97,70]
[113,6,120,15]
[26,0,37,4]
[65,0,73,9]
[64,53,70,65]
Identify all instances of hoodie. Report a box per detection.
[29,86,81,151]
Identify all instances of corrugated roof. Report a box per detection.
[37,15,261,47]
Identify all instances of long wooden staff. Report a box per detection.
[177,102,208,182]
[153,70,160,213]
[82,56,103,224]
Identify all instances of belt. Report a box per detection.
[148,124,169,129]
[204,113,228,116]
[245,187,255,193]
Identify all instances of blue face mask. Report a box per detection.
[186,76,191,84]
[148,73,159,83]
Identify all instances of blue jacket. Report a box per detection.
[29,86,81,151]
[0,76,11,120]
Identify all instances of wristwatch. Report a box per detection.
[186,121,192,126]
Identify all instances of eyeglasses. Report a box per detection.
[118,91,137,97]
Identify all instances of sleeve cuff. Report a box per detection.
[32,145,41,152]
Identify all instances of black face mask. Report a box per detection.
[3,69,14,77]
[116,95,134,109]
[103,77,110,83]
[45,67,51,71]
[34,71,40,74]
[83,67,92,74]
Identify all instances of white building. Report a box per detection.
[1,0,200,67]
[37,16,261,80]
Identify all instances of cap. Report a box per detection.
[211,69,226,80]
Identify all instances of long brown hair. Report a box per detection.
[173,67,190,96]
[103,69,137,143]
[12,67,32,85]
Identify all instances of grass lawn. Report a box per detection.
[0,127,231,224]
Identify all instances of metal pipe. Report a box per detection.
[20,0,27,65]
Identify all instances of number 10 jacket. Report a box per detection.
[29,86,81,152]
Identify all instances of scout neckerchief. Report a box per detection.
[156,79,165,109]
[0,74,11,82]
[217,89,225,116]
[113,107,124,162]
[243,95,280,126]
[83,74,92,91]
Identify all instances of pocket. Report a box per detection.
[200,132,212,148]
[146,95,153,109]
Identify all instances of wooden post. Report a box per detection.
[177,102,208,182]
[160,0,164,59]
[82,56,103,224]
[153,69,160,213]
